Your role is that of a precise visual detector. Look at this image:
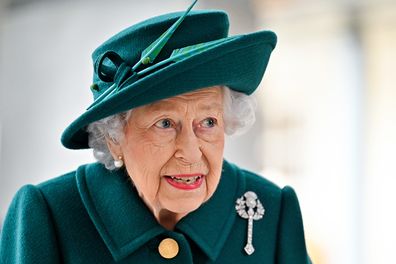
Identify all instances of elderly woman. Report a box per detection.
[0,1,311,263]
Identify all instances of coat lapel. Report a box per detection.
[76,164,165,261]
[76,160,244,262]
[176,160,245,261]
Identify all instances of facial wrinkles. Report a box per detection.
[199,111,224,142]
[122,125,160,199]
[142,165,153,193]
[160,150,209,175]
[120,87,225,223]
[165,114,205,175]
[157,94,221,173]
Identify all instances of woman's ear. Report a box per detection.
[105,137,123,160]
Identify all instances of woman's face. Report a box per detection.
[110,86,225,221]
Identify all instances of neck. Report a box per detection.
[136,191,187,230]
[156,209,186,230]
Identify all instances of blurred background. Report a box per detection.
[1,0,395,263]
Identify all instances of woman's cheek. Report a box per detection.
[205,170,222,201]
[131,163,161,196]
[196,127,224,142]
[149,128,177,146]
[201,135,224,196]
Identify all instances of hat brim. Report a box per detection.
[61,30,276,149]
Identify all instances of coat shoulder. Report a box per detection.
[37,169,77,190]
[226,161,283,199]
[241,167,281,191]
[36,163,99,198]
[1,182,63,263]
[228,162,299,207]
[34,163,100,223]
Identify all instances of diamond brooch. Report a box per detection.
[235,191,265,255]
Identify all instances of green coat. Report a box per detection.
[0,161,311,263]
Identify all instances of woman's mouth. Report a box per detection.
[164,174,204,190]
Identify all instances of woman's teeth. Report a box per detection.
[170,176,202,184]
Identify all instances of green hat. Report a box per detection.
[61,1,277,149]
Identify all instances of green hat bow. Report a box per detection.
[61,0,277,149]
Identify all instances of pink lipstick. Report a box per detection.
[165,174,204,190]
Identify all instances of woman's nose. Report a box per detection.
[174,125,202,163]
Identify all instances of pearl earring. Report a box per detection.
[114,156,124,168]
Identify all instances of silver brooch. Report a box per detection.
[235,191,265,255]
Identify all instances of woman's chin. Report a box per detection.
[157,194,207,217]
[157,177,209,214]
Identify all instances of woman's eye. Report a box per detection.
[154,119,173,129]
[201,117,217,128]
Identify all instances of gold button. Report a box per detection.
[158,238,179,259]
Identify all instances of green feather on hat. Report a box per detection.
[61,0,277,149]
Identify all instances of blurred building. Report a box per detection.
[1,0,396,263]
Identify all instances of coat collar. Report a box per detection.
[76,160,245,262]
